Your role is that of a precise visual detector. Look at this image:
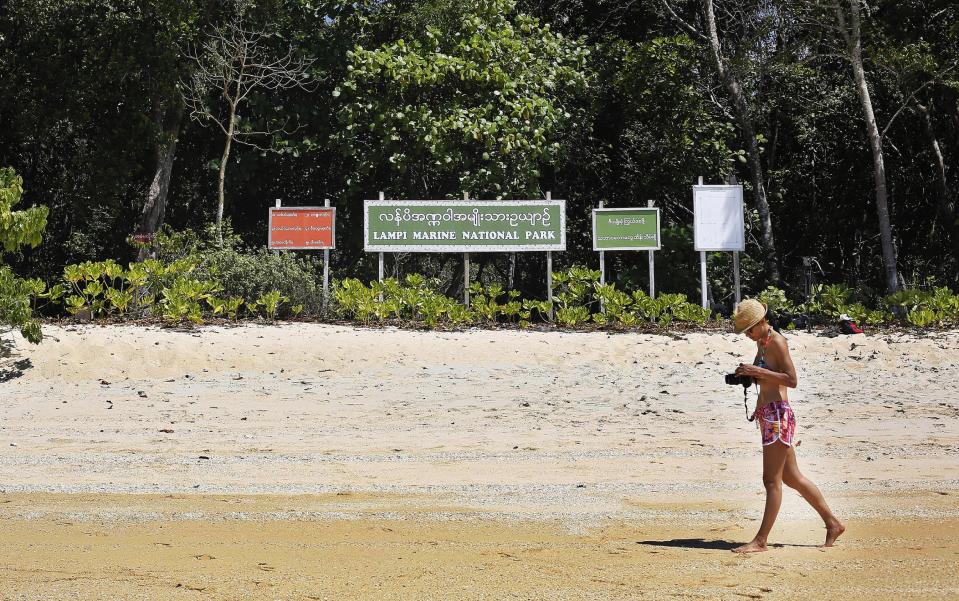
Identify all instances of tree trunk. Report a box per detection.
[917,101,959,261]
[137,102,183,260]
[217,105,236,245]
[704,0,780,284]
[840,0,899,294]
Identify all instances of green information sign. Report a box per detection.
[592,208,661,251]
[364,200,566,252]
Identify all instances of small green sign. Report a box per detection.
[592,208,660,251]
[364,200,566,252]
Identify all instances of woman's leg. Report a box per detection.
[781,446,845,546]
[733,440,789,553]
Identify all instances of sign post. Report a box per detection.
[597,200,605,313]
[323,198,331,311]
[363,197,566,314]
[378,191,385,302]
[700,251,708,308]
[692,177,745,310]
[546,191,553,321]
[592,203,661,307]
[463,192,470,308]
[647,199,656,298]
[732,249,741,305]
[597,200,606,285]
[268,199,336,314]
[273,198,281,257]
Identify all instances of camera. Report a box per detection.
[725,373,752,387]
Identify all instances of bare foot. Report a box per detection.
[732,540,768,553]
[823,521,845,547]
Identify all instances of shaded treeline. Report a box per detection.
[0,0,956,307]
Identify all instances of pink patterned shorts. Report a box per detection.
[756,400,796,446]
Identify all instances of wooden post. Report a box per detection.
[647,199,656,299]
[546,191,554,321]
[378,191,384,302]
[323,197,330,313]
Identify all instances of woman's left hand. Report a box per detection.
[735,363,763,378]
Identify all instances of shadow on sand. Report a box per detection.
[0,338,32,383]
[638,539,819,550]
[0,358,32,382]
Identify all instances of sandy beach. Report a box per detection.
[1,323,957,599]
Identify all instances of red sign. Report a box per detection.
[268,207,335,250]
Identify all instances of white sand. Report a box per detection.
[0,324,956,599]
[1,324,956,506]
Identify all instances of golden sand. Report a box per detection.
[1,493,957,600]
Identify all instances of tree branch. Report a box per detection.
[660,0,708,42]
[880,62,959,141]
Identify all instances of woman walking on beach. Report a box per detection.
[731,299,845,553]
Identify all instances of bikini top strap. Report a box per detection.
[758,328,772,364]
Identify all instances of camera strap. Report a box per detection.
[743,380,759,422]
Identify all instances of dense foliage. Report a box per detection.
[0,168,48,342]
[1,0,957,318]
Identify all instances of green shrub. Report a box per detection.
[556,305,589,326]
[208,296,245,321]
[195,247,325,316]
[333,276,476,328]
[470,282,521,324]
[885,287,959,327]
[144,224,324,318]
[671,302,711,325]
[819,283,853,317]
[0,168,48,343]
[521,298,553,324]
[594,283,634,326]
[160,277,220,324]
[757,286,796,314]
[552,266,600,314]
[0,266,45,343]
[253,290,289,321]
[907,307,936,327]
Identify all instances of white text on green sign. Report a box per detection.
[592,208,661,251]
[364,200,566,252]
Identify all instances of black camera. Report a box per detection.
[725,373,752,387]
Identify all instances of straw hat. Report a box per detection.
[734,299,767,333]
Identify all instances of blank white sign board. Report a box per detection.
[693,185,745,251]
